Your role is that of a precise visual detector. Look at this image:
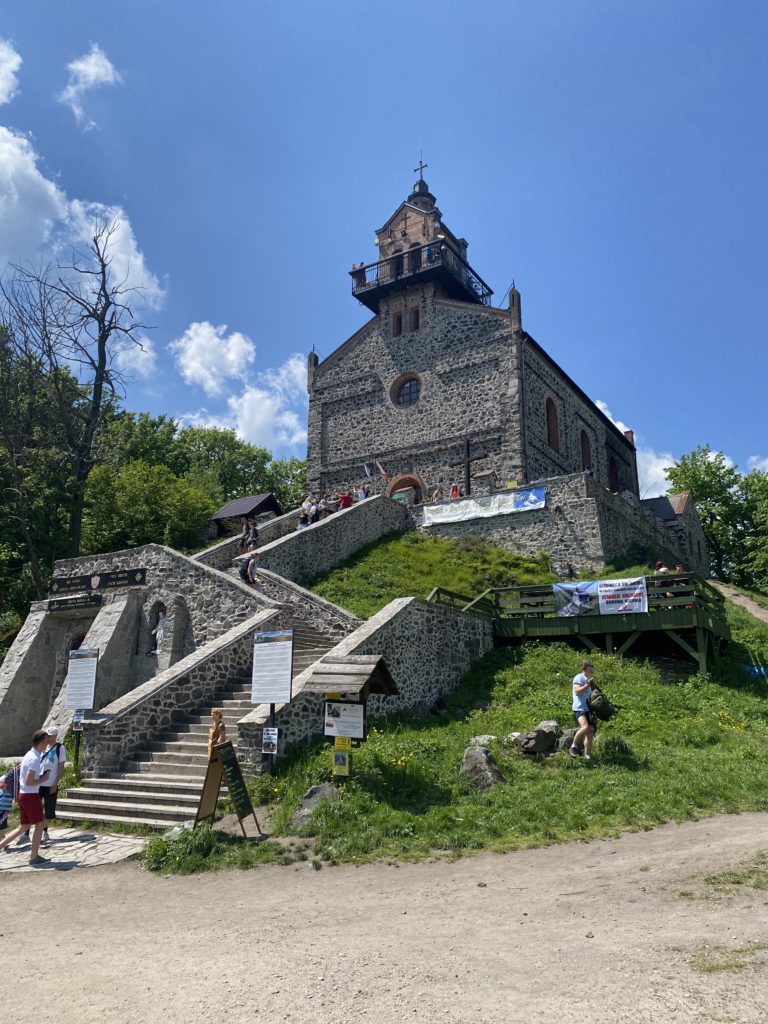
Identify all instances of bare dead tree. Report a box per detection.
[0,220,150,558]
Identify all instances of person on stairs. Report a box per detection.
[208,709,227,759]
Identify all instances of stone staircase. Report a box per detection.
[56,622,335,829]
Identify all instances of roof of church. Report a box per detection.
[641,496,677,521]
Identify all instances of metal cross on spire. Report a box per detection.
[414,155,428,181]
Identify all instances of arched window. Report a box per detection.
[580,430,592,471]
[608,456,619,492]
[545,398,559,452]
[392,375,420,408]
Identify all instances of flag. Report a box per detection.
[375,460,388,477]
[363,464,373,478]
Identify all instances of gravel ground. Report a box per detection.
[2,812,767,1023]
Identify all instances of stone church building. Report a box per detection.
[306,171,639,503]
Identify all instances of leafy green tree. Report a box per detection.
[170,426,272,500]
[741,469,768,592]
[266,456,307,511]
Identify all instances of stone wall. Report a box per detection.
[415,473,703,577]
[237,597,494,768]
[56,543,279,650]
[80,607,288,776]
[257,495,411,584]
[256,568,362,642]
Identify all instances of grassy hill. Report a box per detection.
[145,534,768,873]
[305,531,557,618]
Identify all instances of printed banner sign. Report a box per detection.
[64,649,99,710]
[333,750,350,776]
[554,578,648,617]
[324,701,366,740]
[422,487,546,526]
[262,727,278,755]
[251,629,294,705]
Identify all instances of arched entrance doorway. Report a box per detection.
[385,472,428,505]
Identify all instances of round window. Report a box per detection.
[394,376,420,408]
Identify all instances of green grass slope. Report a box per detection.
[306,531,556,619]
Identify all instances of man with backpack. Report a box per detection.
[570,660,597,762]
[0,730,53,865]
[14,727,66,848]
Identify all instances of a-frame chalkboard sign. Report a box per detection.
[195,741,260,838]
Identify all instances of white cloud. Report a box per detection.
[169,322,256,397]
[115,334,157,378]
[0,127,68,265]
[178,353,308,452]
[595,399,673,498]
[0,127,164,309]
[0,38,22,105]
[57,43,121,129]
[748,455,768,472]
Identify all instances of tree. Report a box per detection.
[170,426,272,500]
[665,446,768,590]
[0,221,150,557]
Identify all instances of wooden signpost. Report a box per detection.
[195,741,260,838]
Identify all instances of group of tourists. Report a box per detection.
[296,486,372,530]
[0,726,66,866]
[430,483,466,502]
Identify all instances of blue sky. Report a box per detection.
[1,1,765,495]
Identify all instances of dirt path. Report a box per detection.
[3,813,768,1023]
[711,581,768,624]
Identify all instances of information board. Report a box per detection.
[64,649,99,710]
[261,727,278,755]
[50,568,147,595]
[251,629,293,705]
[195,756,225,825]
[48,594,102,612]
[49,574,91,596]
[324,700,366,740]
[216,741,256,824]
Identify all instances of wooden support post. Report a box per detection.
[696,626,707,674]
[617,631,642,657]
[605,633,613,654]
[580,634,598,651]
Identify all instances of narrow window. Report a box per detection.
[580,430,592,471]
[546,398,559,452]
[608,456,619,492]
[392,311,402,337]
[410,307,420,332]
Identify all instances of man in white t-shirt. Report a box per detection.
[0,730,52,865]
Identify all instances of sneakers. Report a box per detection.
[28,856,49,867]
[569,746,580,757]
[15,831,30,846]
[41,830,51,847]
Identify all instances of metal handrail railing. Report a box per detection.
[350,241,493,305]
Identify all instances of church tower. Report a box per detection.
[350,164,493,312]
[306,169,640,507]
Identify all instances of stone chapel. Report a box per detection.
[306,171,639,503]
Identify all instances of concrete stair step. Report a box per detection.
[121,760,209,777]
[144,738,212,754]
[93,775,205,795]
[65,787,201,807]
[57,798,192,823]
[56,809,186,831]
[128,751,214,769]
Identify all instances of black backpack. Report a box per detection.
[587,686,619,721]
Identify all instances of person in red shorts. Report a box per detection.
[0,730,52,865]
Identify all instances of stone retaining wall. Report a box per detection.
[80,607,287,776]
[415,473,704,577]
[237,597,494,768]
[256,568,362,642]
[56,543,279,649]
[257,495,411,584]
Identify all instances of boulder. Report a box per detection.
[557,727,579,752]
[469,734,497,747]
[289,783,340,828]
[512,721,561,756]
[459,746,504,790]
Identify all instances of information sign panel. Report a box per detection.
[48,594,102,612]
[195,756,225,825]
[49,574,91,596]
[324,701,366,740]
[72,710,86,732]
[251,629,293,705]
[89,568,147,590]
[262,727,278,755]
[64,649,98,710]
[216,741,256,824]
[333,750,350,777]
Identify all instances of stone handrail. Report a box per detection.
[194,508,303,569]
